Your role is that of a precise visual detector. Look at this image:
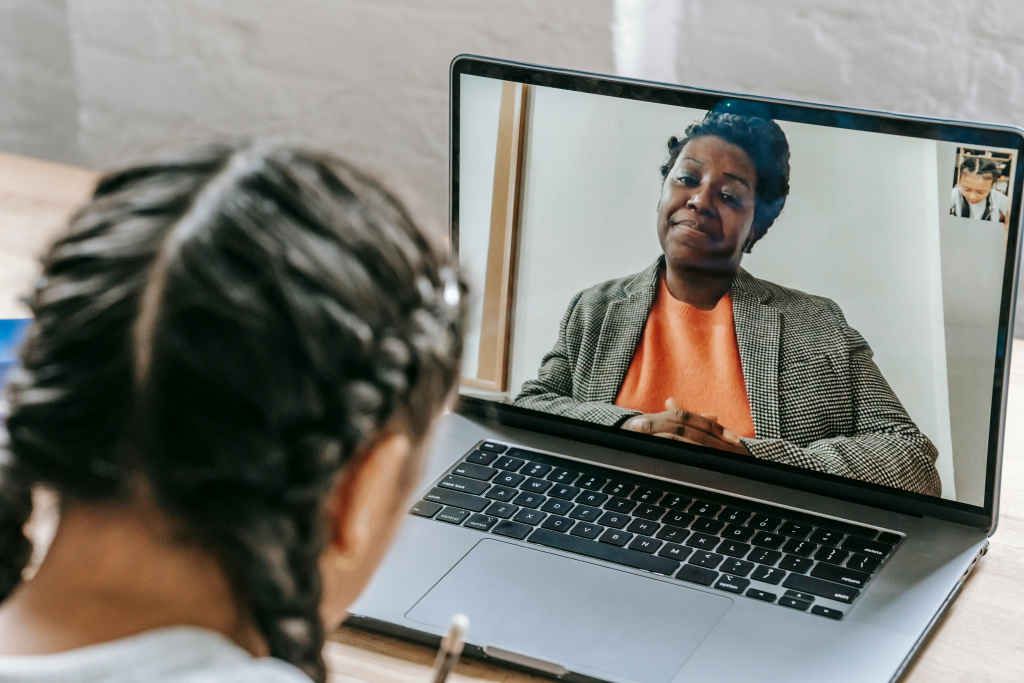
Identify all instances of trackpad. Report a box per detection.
[406,539,732,683]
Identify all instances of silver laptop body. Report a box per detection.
[348,56,1020,683]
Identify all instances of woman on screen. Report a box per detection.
[950,156,1008,223]
[514,110,942,496]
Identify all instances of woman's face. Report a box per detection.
[657,135,758,273]
[959,170,995,205]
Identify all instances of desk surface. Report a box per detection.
[2,152,1022,682]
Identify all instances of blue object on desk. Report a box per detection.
[0,319,31,390]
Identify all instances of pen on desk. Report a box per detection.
[431,613,469,683]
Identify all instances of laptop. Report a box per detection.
[347,55,1022,683]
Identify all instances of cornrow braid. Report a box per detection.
[1,143,467,682]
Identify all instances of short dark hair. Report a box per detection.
[660,111,791,252]
[960,155,1001,182]
[0,143,467,682]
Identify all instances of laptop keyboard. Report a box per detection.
[410,441,904,620]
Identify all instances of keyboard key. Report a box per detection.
[528,528,679,575]
[663,511,696,527]
[506,447,542,461]
[811,605,845,620]
[436,507,471,524]
[751,565,786,585]
[779,596,811,611]
[466,449,498,465]
[715,574,750,594]
[452,462,497,481]
[479,441,508,453]
[439,475,489,495]
[410,500,442,518]
[719,507,751,525]
[721,524,755,542]
[847,554,882,573]
[810,563,870,589]
[520,477,553,494]
[549,484,580,500]
[746,589,777,602]
[630,487,664,503]
[603,497,638,514]
[778,555,814,574]
[691,518,725,534]
[484,485,518,502]
[782,539,818,557]
[464,513,498,531]
[484,502,518,519]
[751,532,785,550]
[521,462,552,477]
[575,490,609,507]
[634,504,667,521]
[661,494,693,510]
[749,514,783,532]
[677,564,718,586]
[575,475,608,490]
[570,522,604,539]
[876,532,902,545]
[840,536,894,559]
[808,528,843,546]
[718,541,751,558]
[493,456,525,471]
[540,498,574,515]
[813,547,850,565]
[685,533,720,550]
[541,515,574,533]
[492,520,532,539]
[600,529,633,547]
[598,511,630,529]
[628,536,663,554]
[778,521,813,539]
[747,548,782,566]
[655,525,689,544]
[689,551,724,569]
[627,519,660,535]
[603,481,636,497]
[512,492,545,509]
[512,509,545,526]
[493,472,525,487]
[658,543,693,561]
[425,487,490,512]
[568,505,602,522]
[784,590,816,602]
[783,574,860,604]
[721,558,755,577]
[547,468,580,484]
[690,500,722,517]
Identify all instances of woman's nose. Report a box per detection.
[686,185,714,213]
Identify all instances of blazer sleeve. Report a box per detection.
[740,301,943,497]
[513,291,641,427]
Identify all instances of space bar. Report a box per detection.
[527,529,680,575]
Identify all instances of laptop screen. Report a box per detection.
[453,61,1023,512]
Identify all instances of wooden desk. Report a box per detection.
[2,153,1021,682]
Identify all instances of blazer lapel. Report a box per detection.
[585,261,660,403]
[731,268,781,439]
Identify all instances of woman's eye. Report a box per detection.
[676,175,698,186]
[720,193,740,206]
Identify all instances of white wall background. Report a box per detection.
[459,77,961,499]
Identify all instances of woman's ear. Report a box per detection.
[328,432,412,571]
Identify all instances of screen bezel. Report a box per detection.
[450,54,1024,529]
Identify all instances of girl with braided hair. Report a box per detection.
[0,143,467,682]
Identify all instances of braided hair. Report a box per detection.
[660,110,791,252]
[0,143,467,681]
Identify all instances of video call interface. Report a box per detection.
[457,74,1021,507]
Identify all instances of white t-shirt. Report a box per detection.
[950,186,1009,221]
[0,627,312,683]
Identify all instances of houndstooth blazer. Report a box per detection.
[514,258,942,496]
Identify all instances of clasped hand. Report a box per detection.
[622,398,750,455]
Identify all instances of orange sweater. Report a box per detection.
[614,275,756,438]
